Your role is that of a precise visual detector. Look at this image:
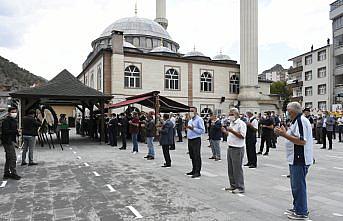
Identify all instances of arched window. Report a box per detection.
[133,37,140,47]
[124,65,141,88]
[200,72,213,92]
[230,75,240,94]
[97,64,102,91]
[165,68,179,90]
[146,38,153,49]
[90,72,94,88]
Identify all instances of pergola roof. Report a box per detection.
[11,69,112,102]
[109,91,191,113]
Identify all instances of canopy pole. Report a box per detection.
[154,94,160,125]
[100,100,105,144]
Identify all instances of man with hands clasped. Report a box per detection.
[274,102,313,220]
[222,108,247,194]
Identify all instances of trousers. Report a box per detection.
[188,137,202,174]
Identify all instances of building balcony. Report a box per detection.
[335,84,343,96]
[330,0,343,19]
[335,64,343,75]
[291,96,303,103]
[287,79,303,88]
[288,66,303,74]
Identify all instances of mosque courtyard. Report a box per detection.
[0,133,342,221]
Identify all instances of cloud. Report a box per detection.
[0,0,334,79]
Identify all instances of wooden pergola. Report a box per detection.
[10,69,113,143]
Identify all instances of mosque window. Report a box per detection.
[90,71,94,88]
[124,65,141,88]
[97,64,102,91]
[165,68,179,90]
[230,75,240,94]
[146,38,153,49]
[200,72,213,92]
[133,37,140,47]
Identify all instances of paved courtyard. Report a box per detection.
[0,132,343,221]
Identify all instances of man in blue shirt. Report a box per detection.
[275,102,313,220]
[186,108,205,178]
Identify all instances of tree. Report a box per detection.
[270,81,292,112]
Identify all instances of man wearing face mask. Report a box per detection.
[321,111,335,150]
[1,107,21,180]
[257,111,274,156]
[186,108,205,178]
[275,102,313,220]
[222,108,247,194]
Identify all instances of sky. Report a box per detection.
[0,0,333,80]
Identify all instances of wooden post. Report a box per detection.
[81,104,86,136]
[154,93,160,125]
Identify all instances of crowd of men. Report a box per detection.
[2,103,343,220]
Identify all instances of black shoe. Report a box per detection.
[191,174,201,178]
[186,171,194,176]
[119,147,126,150]
[320,147,326,149]
[257,152,262,155]
[328,148,332,150]
[144,155,149,158]
[28,162,38,166]
[169,148,175,150]
[244,163,250,167]
[263,152,269,156]
[249,165,257,168]
[9,174,21,180]
[21,162,27,166]
[161,164,171,168]
[287,175,290,178]
[209,156,216,160]
[3,173,11,179]
[147,156,155,160]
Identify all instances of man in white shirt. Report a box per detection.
[222,108,247,194]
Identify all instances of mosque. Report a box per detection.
[77,0,281,116]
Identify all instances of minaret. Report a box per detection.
[238,0,260,113]
[155,0,168,29]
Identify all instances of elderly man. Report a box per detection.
[321,111,335,150]
[275,102,313,220]
[244,111,258,168]
[222,108,247,194]
[186,108,205,178]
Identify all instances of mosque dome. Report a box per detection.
[101,17,173,41]
[183,50,206,57]
[213,53,231,61]
[150,46,174,53]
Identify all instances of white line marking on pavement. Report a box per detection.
[281,175,288,177]
[84,163,89,167]
[237,194,245,197]
[0,181,7,188]
[202,171,218,177]
[333,167,343,170]
[93,171,100,177]
[76,156,81,160]
[326,155,343,159]
[69,147,72,150]
[126,206,143,219]
[73,151,76,154]
[264,163,284,169]
[105,184,116,192]
[333,213,343,217]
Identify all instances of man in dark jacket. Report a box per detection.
[159,114,174,167]
[108,113,118,146]
[176,114,183,142]
[209,114,222,161]
[1,107,21,180]
[119,113,128,150]
[145,115,156,160]
[22,110,41,166]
